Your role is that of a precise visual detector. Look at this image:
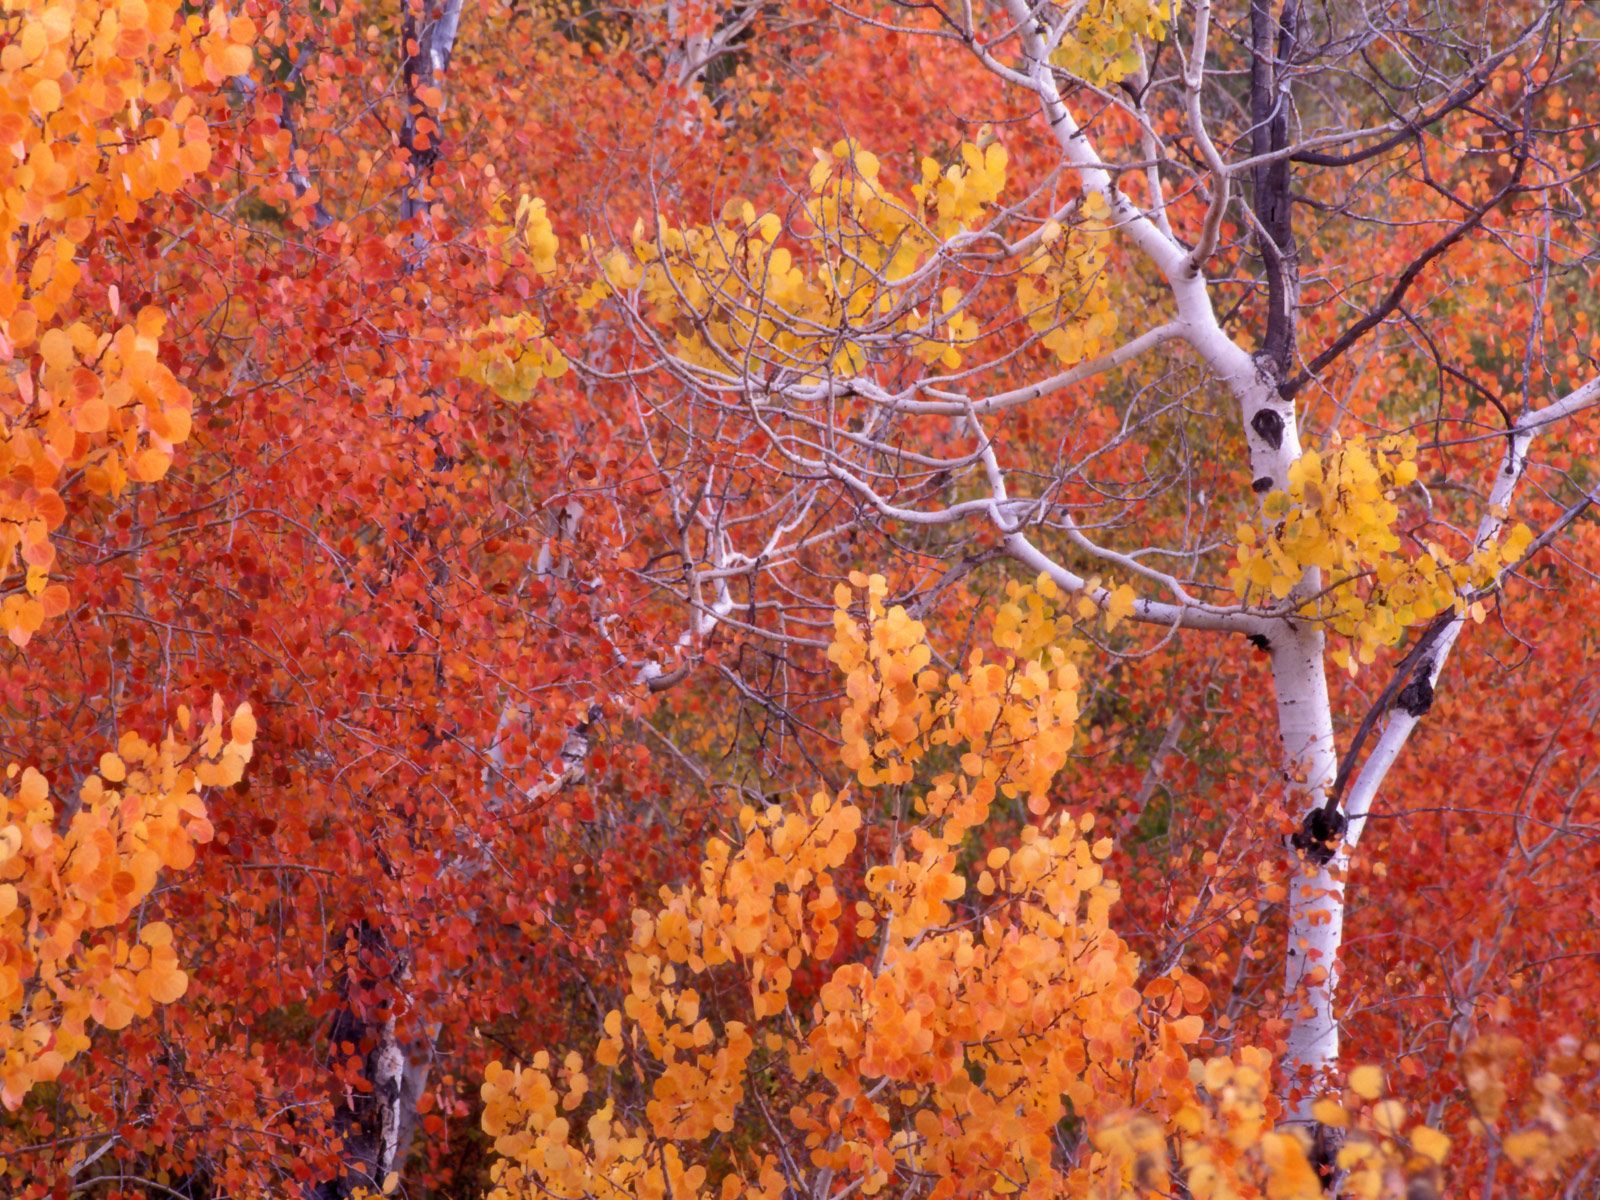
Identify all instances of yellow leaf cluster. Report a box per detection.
[911,141,1010,240]
[909,286,980,370]
[1049,0,1177,87]
[1015,195,1117,367]
[0,0,244,644]
[1159,1051,1323,1200]
[510,194,561,278]
[1295,1066,1456,1199]
[483,1053,783,1200]
[827,571,940,787]
[829,571,1083,826]
[0,697,256,1108]
[481,192,562,279]
[476,589,1598,1199]
[1229,437,1534,670]
[1096,1050,1488,1200]
[547,139,1113,384]
[480,577,1256,1200]
[459,312,570,403]
[1459,1034,1600,1180]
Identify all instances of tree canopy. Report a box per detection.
[1,0,1598,1196]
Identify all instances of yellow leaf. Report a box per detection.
[231,703,258,745]
[1311,1098,1348,1128]
[145,965,188,1004]
[1503,1130,1550,1165]
[215,42,253,76]
[1410,1124,1450,1164]
[131,447,173,482]
[1104,584,1136,632]
[1348,1064,1384,1101]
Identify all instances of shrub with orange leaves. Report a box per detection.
[0,0,248,645]
[480,578,1600,1200]
[0,697,255,1108]
[480,577,1283,1200]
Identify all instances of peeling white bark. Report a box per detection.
[997,0,1348,1114]
[372,1018,406,1184]
[1273,624,1343,1114]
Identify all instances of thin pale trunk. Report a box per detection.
[1000,0,1341,1122]
[399,0,467,238]
[1270,623,1342,1118]
[313,929,414,1199]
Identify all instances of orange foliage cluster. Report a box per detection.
[0,0,248,644]
[0,0,1595,1196]
[1,698,253,1107]
[482,584,1598,1200]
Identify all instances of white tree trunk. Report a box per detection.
[1271,625,1343,1116]
[992,0,1371,1119]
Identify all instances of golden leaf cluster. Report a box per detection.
[0,697,255,1108]
[467,139,1117,398]
[828,570,1086,823]
[1014,196,1116,368]
[480,577,1600,1199]
[459,311,571,403]
[1049,0,1178,87]
[479,578,1324,1200]
[0,0,248,644]
[1230,437,1534,671]
[1455,1034,1600,1181]
[458,195,571,401]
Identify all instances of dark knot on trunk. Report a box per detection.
[1250,408,1286,450]
[1292,805,1348,865]
[1394,658,1436,718]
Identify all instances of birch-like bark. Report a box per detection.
[1343,376,1600,847]
[995,0,1362,1121]
[399,0,467,235]
[1274,624,1342,1111]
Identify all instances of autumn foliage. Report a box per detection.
[0,0,250,645]
[1,0,1599,1196]
[1,699,254,1108]
[479,581,1598,1200]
